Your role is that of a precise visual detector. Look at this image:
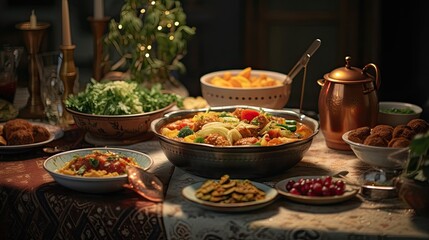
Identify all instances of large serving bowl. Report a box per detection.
[200,69,291,109]
[151,105,319,179]
[66,103,174,140]
[342,130,409,169]
[43,147,153,193]
[378,101,422,126]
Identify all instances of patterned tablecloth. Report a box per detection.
[162,133,429,240]
[0,130,173,240]
[2,127,429,240]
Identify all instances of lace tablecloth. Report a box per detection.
[162,133,429,240]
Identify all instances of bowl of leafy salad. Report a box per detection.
[65,80,182,143]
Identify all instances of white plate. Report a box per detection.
[182,181,278,212]
[43,147,153,193]
[0,122,63,154]
[275,176,358,205]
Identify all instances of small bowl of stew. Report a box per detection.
[378,102,422,126]
[43,148,153,193]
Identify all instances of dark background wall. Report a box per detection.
[1,0,428,120]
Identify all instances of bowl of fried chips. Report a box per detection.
[200,67,291,109]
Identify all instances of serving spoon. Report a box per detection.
[124,165,164,202]
[287,38,321,81]
[284,38,321,114]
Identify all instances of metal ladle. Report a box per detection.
[285,38,321,113]
[287,38,321,81]
[124,165,164,202]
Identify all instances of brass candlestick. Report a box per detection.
[59,44,77,125]
[15,22,50,119]
[88,16,110,81]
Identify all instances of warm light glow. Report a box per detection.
[169,35,174,40]
[151,1,155,5]
[139,45,145,51]
[174,21,179,26]
[157,25,162,30]
[167,23,172,28]
[145,53,150,58]
[140,8,146,14]
[118,24,123,29]
[147,45,152,50]
[165,10,170,15]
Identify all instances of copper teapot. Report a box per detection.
[318,56,380,150]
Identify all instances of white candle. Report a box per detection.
[30,9,37,28]
[62,0,72,46]
[94,0,104,20]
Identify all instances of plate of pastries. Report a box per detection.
[0,118,57,153]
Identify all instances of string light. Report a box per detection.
[105,0,196,83]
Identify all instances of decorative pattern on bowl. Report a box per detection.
[66,103,174,140]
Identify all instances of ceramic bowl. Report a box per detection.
[378,101,422,126]
[43,147,153,193]
[200,69,291,109]
[342,130,409,169]
[66,103,174,140]
[151,105,319,179]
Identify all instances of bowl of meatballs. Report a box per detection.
[342,118,429,169]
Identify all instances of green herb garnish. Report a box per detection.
[178,126,194,138]
[89,158,99,168]
[380,108,416,114]
[65,80,182,115]
[77,165,86,175]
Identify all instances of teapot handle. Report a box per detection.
[317,79,325,86]
[362,63,380,91]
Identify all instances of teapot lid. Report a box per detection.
[324,56,373,83]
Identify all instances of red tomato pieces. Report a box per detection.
[240,109,260,121]
[268,129,281,138]
[69,151,136,175]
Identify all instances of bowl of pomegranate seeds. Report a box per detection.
[275,175,359,205]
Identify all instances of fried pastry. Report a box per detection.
[7,129,34,145]
[348,126,370,144]
[363,134,388,147]
[32,125,50,142]
[388,137,411,148]
[371,125,394,141]
[392,125,416,140]
[407,119,429,134]
[3,118,32,139]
